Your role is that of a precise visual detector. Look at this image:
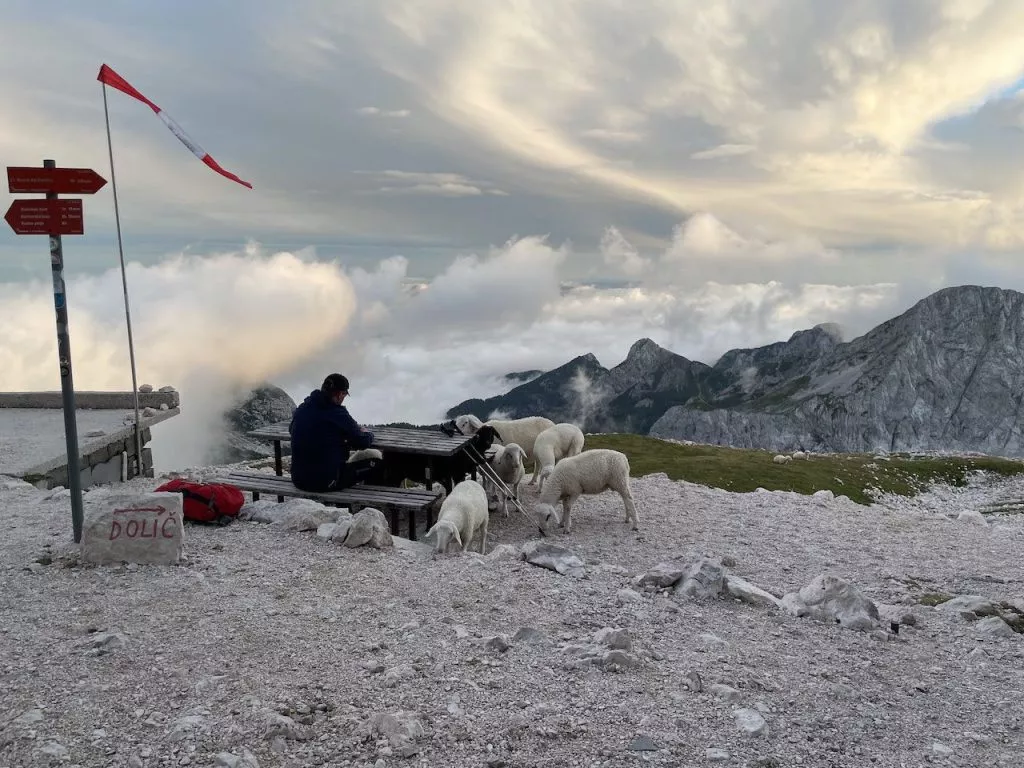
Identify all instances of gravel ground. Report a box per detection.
[0,410,137,475]
[1,466,1022,768]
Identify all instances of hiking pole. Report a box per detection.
[463,444,546,536]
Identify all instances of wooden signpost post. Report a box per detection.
[5,160,108,543]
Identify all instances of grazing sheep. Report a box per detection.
[424,479,490,554]
[534,422,585,492]
[452,414,556,485]
[488,443,526,517]
[772,454,792,465]
[791,450,808,460]
[533,448,639,534]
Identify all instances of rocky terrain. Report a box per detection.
[1,463,1022,768]
[209,385,296,465]
[449,285,1024,457]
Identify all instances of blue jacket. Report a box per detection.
[289,389,374,491]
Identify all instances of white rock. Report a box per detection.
[316,523,338,540]
[780,592,810,617]
[80,491,184,565]
[796,574,880,631]
[931,741,953,756]
[635,561,686,589]
[139,383,154,393]
[278,499,339,532]
[214,749,260,768]
[936,595,999,619]
[521,541,585,578]
[616,588,644,605]
[724,575,783,609]
[957,510,988,526]
[383,664,416,687]
[710,684,741,702]
[593,627,632,651]
[733,708,768,737]
[12,708,44,726]
[975,616,1016,638]
[142,406,158,418]
[344,508,392,549]
[675,557,727,599]
[812,489,834,502]
[706,747,731,762]
[39,741,69,760]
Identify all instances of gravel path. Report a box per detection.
[1,467,1022,768]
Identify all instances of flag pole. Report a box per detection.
[101,82,145,477]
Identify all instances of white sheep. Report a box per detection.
[424,479,489,554]
[772,454,792,465]
[488,442,526,517]
[453,414,556,485]
[791,451,808,460]
[534,422,585,493]
[533,449,639,534]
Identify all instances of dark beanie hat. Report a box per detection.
[322,373,349,395]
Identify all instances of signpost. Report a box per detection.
[5,159,107,544]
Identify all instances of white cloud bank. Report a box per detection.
[5,213,1006,472]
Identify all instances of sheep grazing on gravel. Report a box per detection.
[424,479,490,555]
[773,454,792,465]
[534,422,585,492]
[452,414,556,485]
[488,443,526,517]
[533,448,639,534]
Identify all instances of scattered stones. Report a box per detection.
[957,510,988,526]
[975,616,1016,638]
[627,735,659,751]
[214,749,260,768]
[734,707,768,737]
[80,491,184,565]
[484,635,511,653]
[594,627,632,651]
[76,631,128,656]
[343,508,392,549]
[521,541,585,578]
[513,627,545,644]
[279,500,340,532]
[784,574,881,631]
[263,711,312,741]
[710,683,742,702]
[675,557,727,599]
[617,588,643,604]
[634,561,686,589]
[724,575,784,608]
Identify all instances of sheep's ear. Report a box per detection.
[423,526,437,542]
[452,528,463,549]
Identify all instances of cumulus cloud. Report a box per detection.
[5,212,986,474]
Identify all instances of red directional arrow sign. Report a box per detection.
[4,199,84,235]
[7,166,107,195]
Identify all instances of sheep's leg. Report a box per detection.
[561,496,575,534]
[479,517,489,554]
[527,457,539,485]
[620,488,639,530]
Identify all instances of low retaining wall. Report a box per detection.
[0,390,179,410]
[18,408,179,491]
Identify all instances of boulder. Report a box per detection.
[344,508,392,549]
[724,575,783,609]
[210,384,297,464]
[675,557,727,599]
[521,541,585,578]
[786,574,880,632]
[80,491,184,565]
[634,561,686,589]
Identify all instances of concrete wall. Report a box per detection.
[20,411,177,491]
[0,390,179,410]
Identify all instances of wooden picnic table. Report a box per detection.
[248,421,486,494]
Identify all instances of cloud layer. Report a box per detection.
[7,213,1020,471]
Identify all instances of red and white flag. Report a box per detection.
[97,64,253,189]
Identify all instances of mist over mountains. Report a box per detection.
[446,285,1024,458]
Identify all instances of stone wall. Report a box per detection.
[0,390,179,410]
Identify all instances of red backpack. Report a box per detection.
[154,479,245,525]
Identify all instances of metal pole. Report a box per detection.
[101,83,144,476]
[46,158,85,542]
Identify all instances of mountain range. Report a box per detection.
[446,285,1024,457]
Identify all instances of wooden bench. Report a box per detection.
[217,470,443,541]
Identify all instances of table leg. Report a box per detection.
[408,509,417,541]
[389,509,399,536]
[274,440,284,503]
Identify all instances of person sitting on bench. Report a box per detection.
[289,373,385,492]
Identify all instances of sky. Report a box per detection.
[3,1,1024,469]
